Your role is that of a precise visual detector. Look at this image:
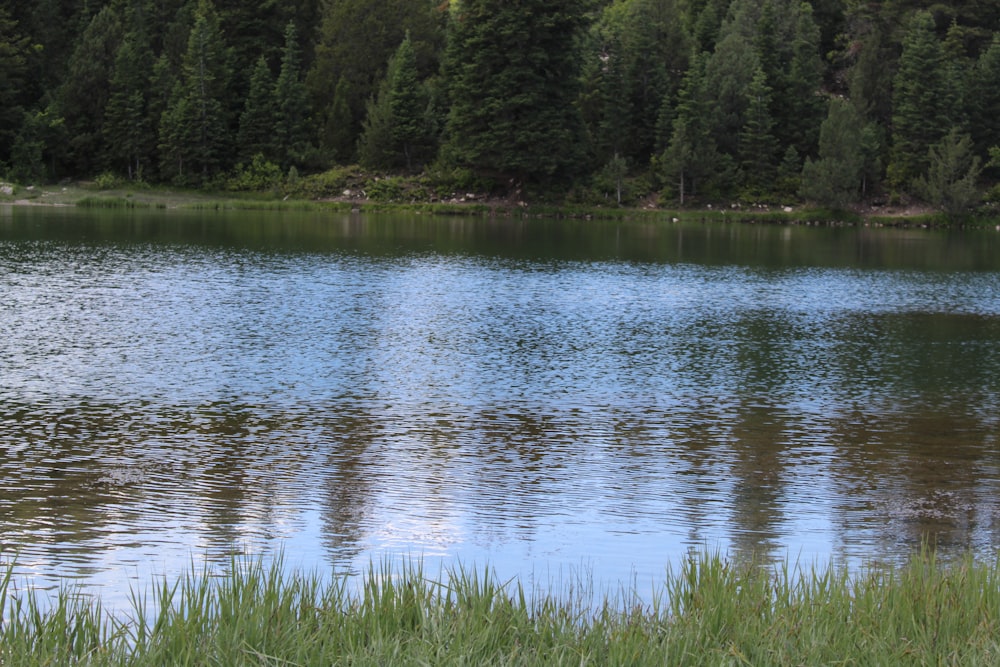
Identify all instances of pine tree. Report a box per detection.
[705,31,759,160]
[739,67,778,194]
[359,33,427,171]
[784,2,825,158]
[387,32,424,171]
[889,11,957,188]
[441,0,588,185]
[58,4,123,175]
[159,0,231,184]
[273,20,310,169]
[0,7,29,169]
[799,98,864,208]
[357,80,394,170]
[237,56,277,164]
[591,28,633,164]
[966,35,1000,164]
[913,128,982,214]
[308,0,443,163]
[320,76,355,164]
[620,0,690,163]
[660,52,723,203]
[103,5,156,180]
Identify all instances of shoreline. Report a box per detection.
[2,182,994,229]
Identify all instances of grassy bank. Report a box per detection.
[4,175,999,226]
[3,551,1000,665]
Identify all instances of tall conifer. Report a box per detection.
[442,0,587,185]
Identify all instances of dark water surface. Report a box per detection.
[2,206,1000,606]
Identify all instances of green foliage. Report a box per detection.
[226,154,284,192]
[0,7,30,168]
[103,15,156,181]
[739,67,779,193]
[889,11,958,188]
[442,0,589,184]
[359,33,427,171]
[237,56,277,164]
[365,176,407,202]
[800,98,865,208]
[320,76,355,165]
[308,0,444,161]
[58,4,123,176]
[285,165,366,199]
[273,21,311,169]
[159,0,232,185]
[659,52,725,204]
[599,153,630,205]
[913,128,983,215]
[4,0,1000,205]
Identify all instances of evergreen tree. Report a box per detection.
[660,52,724,203]
[103,7,156,180]
[308,0,443,162]
[58,4,123,175]
[588,25,632,164]
[784,2,825,158]
[273,20,311,169]
[620,0,690,163]
[965,35,1000,165]
[357,80,394,170]
[799,97,864,208]
[442,0,588,185]
[889,11,957,188]
[913,128,982,214]
[320,76,355,164]
[159,0,231,184]
[359,33,426,171]
[0,7,29,170]
[387,32,424,171]
[237,56,277,164]
[705,31,759,161]
[739,67,778,194]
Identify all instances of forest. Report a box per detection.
[2,0,1000,212]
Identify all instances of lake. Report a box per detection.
[2,205,999,608]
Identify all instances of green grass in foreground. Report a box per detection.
[3,550,1000,666]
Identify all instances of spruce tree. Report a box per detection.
[359,33,426,171]
[308,0,443,163]
[913,128,982,214]
[58,5,123,175]
[0,8,29,170]
[889,11,956,188]
[237,56,277,164]
[357,80,394,170]
[441,0,588,185]
[387,32,424,171]
[660,52,723,203]
[966,35,1000,164]
[799,98,864,208]
[320,76,355,164]
[103,6,156,180]
[784,2,825,158]
[159,0,231,184]
[739,67,778,195]
[273,20,310,169]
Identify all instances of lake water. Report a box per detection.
[2,205,1000,608]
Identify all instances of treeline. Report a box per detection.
[3,0,1000,211]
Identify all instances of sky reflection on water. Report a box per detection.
[2,208,1000,608]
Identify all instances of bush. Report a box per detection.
[226,154,284,192]
[286,165,365,199]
